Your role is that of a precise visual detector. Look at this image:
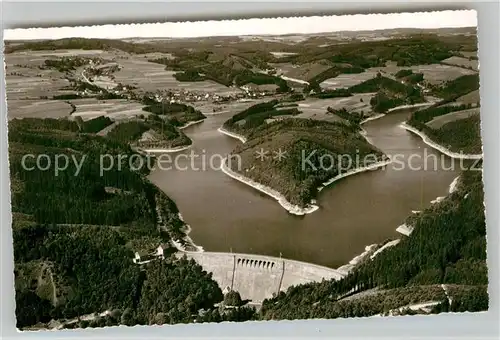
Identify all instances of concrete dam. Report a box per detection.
[181,252,345,303]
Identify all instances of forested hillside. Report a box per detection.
[304,74,424,112]
[222,103,386,207]
[141,100,206,127]
[6,27,485,329]
[106,115,192,149]
[8,117,226,329]
[259,169,488,319]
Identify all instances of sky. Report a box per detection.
[4,10,477,41]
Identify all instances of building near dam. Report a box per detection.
[180,251,345,303]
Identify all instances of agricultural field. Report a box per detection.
[442,56,479,71]
[426,108,480,129]
[272,61,333,82]
[452,89,481,106]
[112,57,242,95]
[320,70,382,90]
[4,53,74,100]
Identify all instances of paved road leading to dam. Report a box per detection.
[179,251,345,303]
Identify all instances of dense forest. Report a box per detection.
[431,74,480,102]
[43,57,94,73]
[74,115,113,134]
[150,53,290,92]
[309,88,352,99]
[4,38,163,54]
[351,74,424,112]
[290,33,475,67]
[305,74,424,112]
[9,117,230,329]
[327,107,365,127]
[106,115,192,149]
[259,169,488,319]
[222,99,302,137]
[407,103,481,154]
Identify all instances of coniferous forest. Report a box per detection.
[5,27,488,331]
[259,168,488,320]
[10,116,488,328]
[9,118,227,329]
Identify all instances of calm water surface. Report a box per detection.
[149,105,461,268]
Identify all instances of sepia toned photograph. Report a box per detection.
[3,9,488,331]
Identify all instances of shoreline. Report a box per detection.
[221,158,391,216]
[317,159,392,192]
[387,102,435,113]
[141,144,192,153]
[336,244,378,276]
[217,127,248,143]
[396,175,461,237]
[219,114,392,215]
[360,113,386,125]
[279,75,310,85]
[448,176,460,194]
[400,123,482,160]
[369,239,401,260]
[179,118,205,130]
[171,213,204,253]
[396,223,413,236]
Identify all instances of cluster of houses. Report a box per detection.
[132,244,170,265]
[150,87,271,105]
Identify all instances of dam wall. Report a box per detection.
[179,252,344,303]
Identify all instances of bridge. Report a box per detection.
[179,251,345,303]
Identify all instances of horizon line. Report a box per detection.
[4,10,477,41]
[4,26,478,43]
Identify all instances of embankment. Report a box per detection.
[171,213,204,253]
[219,114,392,215]
[396,175,461,237]
[400,123,482,160]
[360,113,385,125]
[140,144,192,153]
[279,75,310,85]
[179,119,205,130]
[317,159,392,193]
[388,102,435,113]
[218,127,247,143]
[336,244,378,275]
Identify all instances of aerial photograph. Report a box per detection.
[3,10,488,331]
